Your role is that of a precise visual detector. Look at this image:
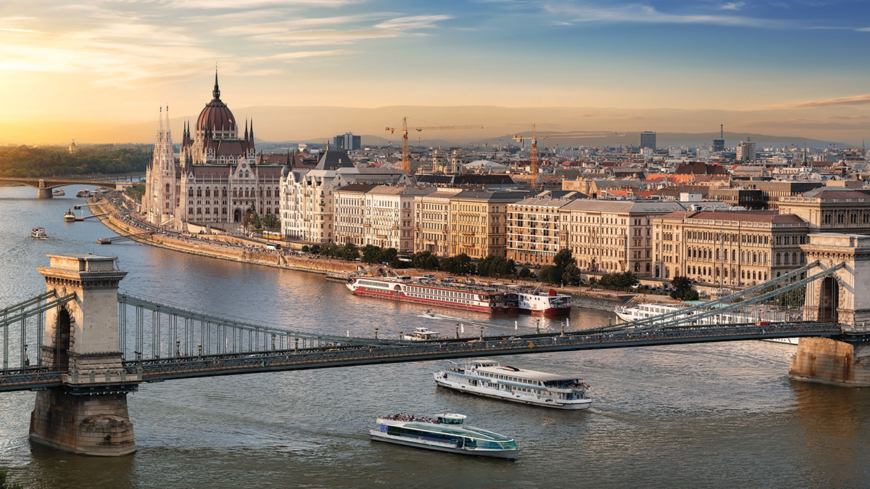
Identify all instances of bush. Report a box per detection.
[670,276,700,301]
[597,271,639,290]
[517,267,534,279]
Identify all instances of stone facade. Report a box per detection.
[413,189,461,257]
[448,191,527,259]
[507,197,573,266]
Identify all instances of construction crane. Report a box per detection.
[386,117,483,173]
[513,125,621,191]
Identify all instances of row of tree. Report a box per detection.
[0,145,151,177]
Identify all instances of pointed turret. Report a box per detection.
[213,69,221,100]
[245,119,249,141]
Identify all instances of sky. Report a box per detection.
[0,0,869,145]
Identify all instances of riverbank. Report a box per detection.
[92,196,659,312]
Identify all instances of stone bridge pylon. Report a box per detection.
[31,253,140,456]
[790,234,870,386]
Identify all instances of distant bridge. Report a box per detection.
[0,177,123,198]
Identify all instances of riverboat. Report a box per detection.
[435,359,592,410]
[614,302,799,345]
[403,326,441,341]
[30,227,48,239]
[516,288,571,316]
[63,208,76,222]
[346,277,518,314]
[76,189,91,198]
[370,413,522,459]
[52,189,65,196]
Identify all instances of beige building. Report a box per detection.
[364,186,435,252]
[778,186,870,234]
[651,210,809,287]
[333,184,378,246]
[507,198,574,266]
[414,189,462,256]
[559,200,686,276]
[449,191,528,259]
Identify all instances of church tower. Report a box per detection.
[146,107,178,227]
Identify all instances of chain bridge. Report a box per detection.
[3,233,870,455]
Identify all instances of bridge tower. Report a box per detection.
[790,234,870,386]
[31,253,140,456]
[36,178,52,199]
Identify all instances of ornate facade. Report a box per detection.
[144,73,284,230]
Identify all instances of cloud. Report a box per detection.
[774,94,870,109]
[720,2,745,10]
[248,14,452,45]
[545,2,789,28]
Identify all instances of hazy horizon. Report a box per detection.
[2,1,868,146]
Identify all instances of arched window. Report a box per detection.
[196,187,202,197]
[205,188,211,197]
[188,187,194,197]
[784,253,789,264]
[165,183,170,193]
[792,252,797,264]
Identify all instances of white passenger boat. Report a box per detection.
[370,413,522,459]
[614,301,799,345]
[30,227,48,239]
[435,360,592,410]
[76,189,91,198]
[516,288,571,316]
[403,326,441,341]
[52,189,65,196]
[63,208,76,222]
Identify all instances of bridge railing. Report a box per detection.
[0,291,76,373]
[117,293,408,362]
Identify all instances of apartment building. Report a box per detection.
[449,191,530,259]
[651,210,809,287]
[506,198,574,266]
[558,200,686,276]
[333,184,378,246]
[364,186,435,252]
[413,189,462,256]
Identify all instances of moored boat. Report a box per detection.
[516,288,571,316]
[52,189,65,196]
[370,413,522,459]
[30,227,48,239]
[63,208,76,222]
[346,276,518,314]
[614,301,799,345]
[435,360,592,409]
[403,326,441,341]
[76,189,91,198]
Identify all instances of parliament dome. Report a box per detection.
[196,72,236,132]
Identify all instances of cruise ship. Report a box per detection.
[614,302,799,345]
[435,360,592,410]
[347,277,518,314]
[370,413,522,459]
[515,288,571,316]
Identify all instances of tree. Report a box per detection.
[562,263,582,286]
[411,251,440,270]
[517,267,534,279]
[248,212,261,230]
[341,242,359,261]
[362,245,382,264]
[301,245,309,253]
[553,249,575,270]
[598,271,639,290]
[670,275,699,301]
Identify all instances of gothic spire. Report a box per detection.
[213,68,221,100]
[245,119,249,140]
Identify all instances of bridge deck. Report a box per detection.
[0,323,847,392]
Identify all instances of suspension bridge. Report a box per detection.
[3,233,870,455]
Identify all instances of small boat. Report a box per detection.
[63,208,76,222]
[52,189,65,196]
[370,413,522,459]
[76,189,91,198]
[30,227,48,239]
[73,205,82,210]
[435,359,592,410]
[403,326,440,341]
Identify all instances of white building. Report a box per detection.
[413,189,462,256]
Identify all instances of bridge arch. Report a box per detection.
[51,307,73,371]
[818,276,839,323]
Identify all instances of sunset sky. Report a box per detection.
[1,0,868,144]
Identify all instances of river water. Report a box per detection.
[0,185,868,488]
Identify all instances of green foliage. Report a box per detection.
[517,267,534,279]
[301,245,309,253]
[126,183,145,202]
[670,276,699,301]
[597,271,639,290]
[361,245,383,264]
[411,251,440,270]
[440,253,476,275]
[0,144,151,177]
[476,255,516,278]
[0,468,22,489]
[248,212,262,230]
[261,213,280,231]
[562,264,582,286]
[540,249,577,285]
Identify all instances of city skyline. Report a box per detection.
[1,0,868,144]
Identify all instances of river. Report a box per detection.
[1,185,868,488]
